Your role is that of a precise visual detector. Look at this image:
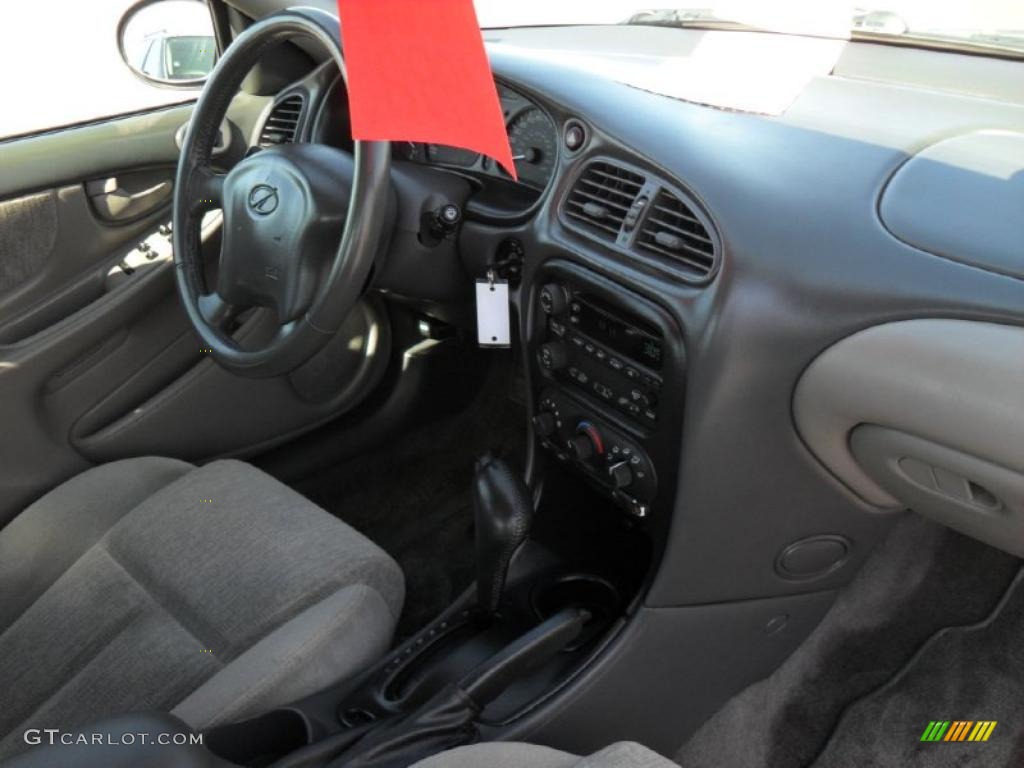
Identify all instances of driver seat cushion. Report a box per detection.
[0,457,404,760]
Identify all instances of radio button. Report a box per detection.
[607,357,623,371]
[549,320,566,337]
[570,335,584,347]
[624,366,640,380]
[629,389,649,407]
[641,374,662,392]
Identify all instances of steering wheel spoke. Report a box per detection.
[198,292,237,331]
[192,167,225,213]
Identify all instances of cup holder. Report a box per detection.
[531,573,622,650]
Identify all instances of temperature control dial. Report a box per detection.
[568,420,604,463]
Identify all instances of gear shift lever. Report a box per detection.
[473,455,533,614]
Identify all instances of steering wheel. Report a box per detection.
[172,8,392,378]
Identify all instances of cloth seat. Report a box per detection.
[0,457,403,761]
[411,741,680,768]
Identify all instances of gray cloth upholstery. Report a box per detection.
[412,742,679,768]
[0,190,56,295]
[0,458,404,760]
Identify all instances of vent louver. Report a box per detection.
[564,161,645,240]
[637,189,717,277]
[258,95,304,148]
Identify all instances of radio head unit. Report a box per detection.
[537,283,664,427]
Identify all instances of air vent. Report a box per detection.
[564,161,645,240]
[637,189,717,277]
[258,95,304,148]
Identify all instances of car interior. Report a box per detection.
[0,1,1022,766]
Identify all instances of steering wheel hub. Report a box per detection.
[218,144,355,323]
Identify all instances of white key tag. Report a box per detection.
[476,270,511,348]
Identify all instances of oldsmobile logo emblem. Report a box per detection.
[248,184,279,215]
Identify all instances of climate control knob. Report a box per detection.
[568,420,604,463]
[567,434,596,462]
[532,412,557,438]
[538,342,569,372]
[539,283,570,315]
[607,460,633,489]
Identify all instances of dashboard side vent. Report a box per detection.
[258,95,304,148]
[637,189,717,276]
[564,161,645,240]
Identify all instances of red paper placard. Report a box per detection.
[336,0,516,179]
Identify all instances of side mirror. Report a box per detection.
[118,0,217,88]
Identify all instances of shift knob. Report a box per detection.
[473,455,533,614]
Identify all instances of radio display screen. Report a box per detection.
[574,298,663,371]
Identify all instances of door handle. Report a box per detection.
[86,172,172,223]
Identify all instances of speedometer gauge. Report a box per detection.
[507,108,557,189]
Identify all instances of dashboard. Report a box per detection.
[254,12,1024,610]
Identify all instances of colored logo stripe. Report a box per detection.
[969,722,998,742]
[920,721,997,742]
[921,721,950,741]
[944,721,972,741]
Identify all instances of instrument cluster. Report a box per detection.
[395,84,559,191]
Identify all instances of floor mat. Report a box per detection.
[293,352,526,638]
[812,566,1024,767]
[676,514,1022,767]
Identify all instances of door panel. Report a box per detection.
[0,98,391,525]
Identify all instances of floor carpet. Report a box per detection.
[293,351,526,638]
[813,566,1024,767]
[676,513,1023,767]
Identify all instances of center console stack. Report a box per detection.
[529,260,687,527]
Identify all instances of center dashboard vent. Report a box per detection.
[258,94,304,148]
[562,157,720,282]
[636,189,717,277]
[564,161,645,241]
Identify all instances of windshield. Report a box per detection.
[473,0,1024,55]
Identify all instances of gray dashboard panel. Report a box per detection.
[478,28,1024,606]
[879,130,1024,280]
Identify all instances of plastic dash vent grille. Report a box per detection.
[258,95,304,148]
[637,189,716,276]
[564,161,645,240]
